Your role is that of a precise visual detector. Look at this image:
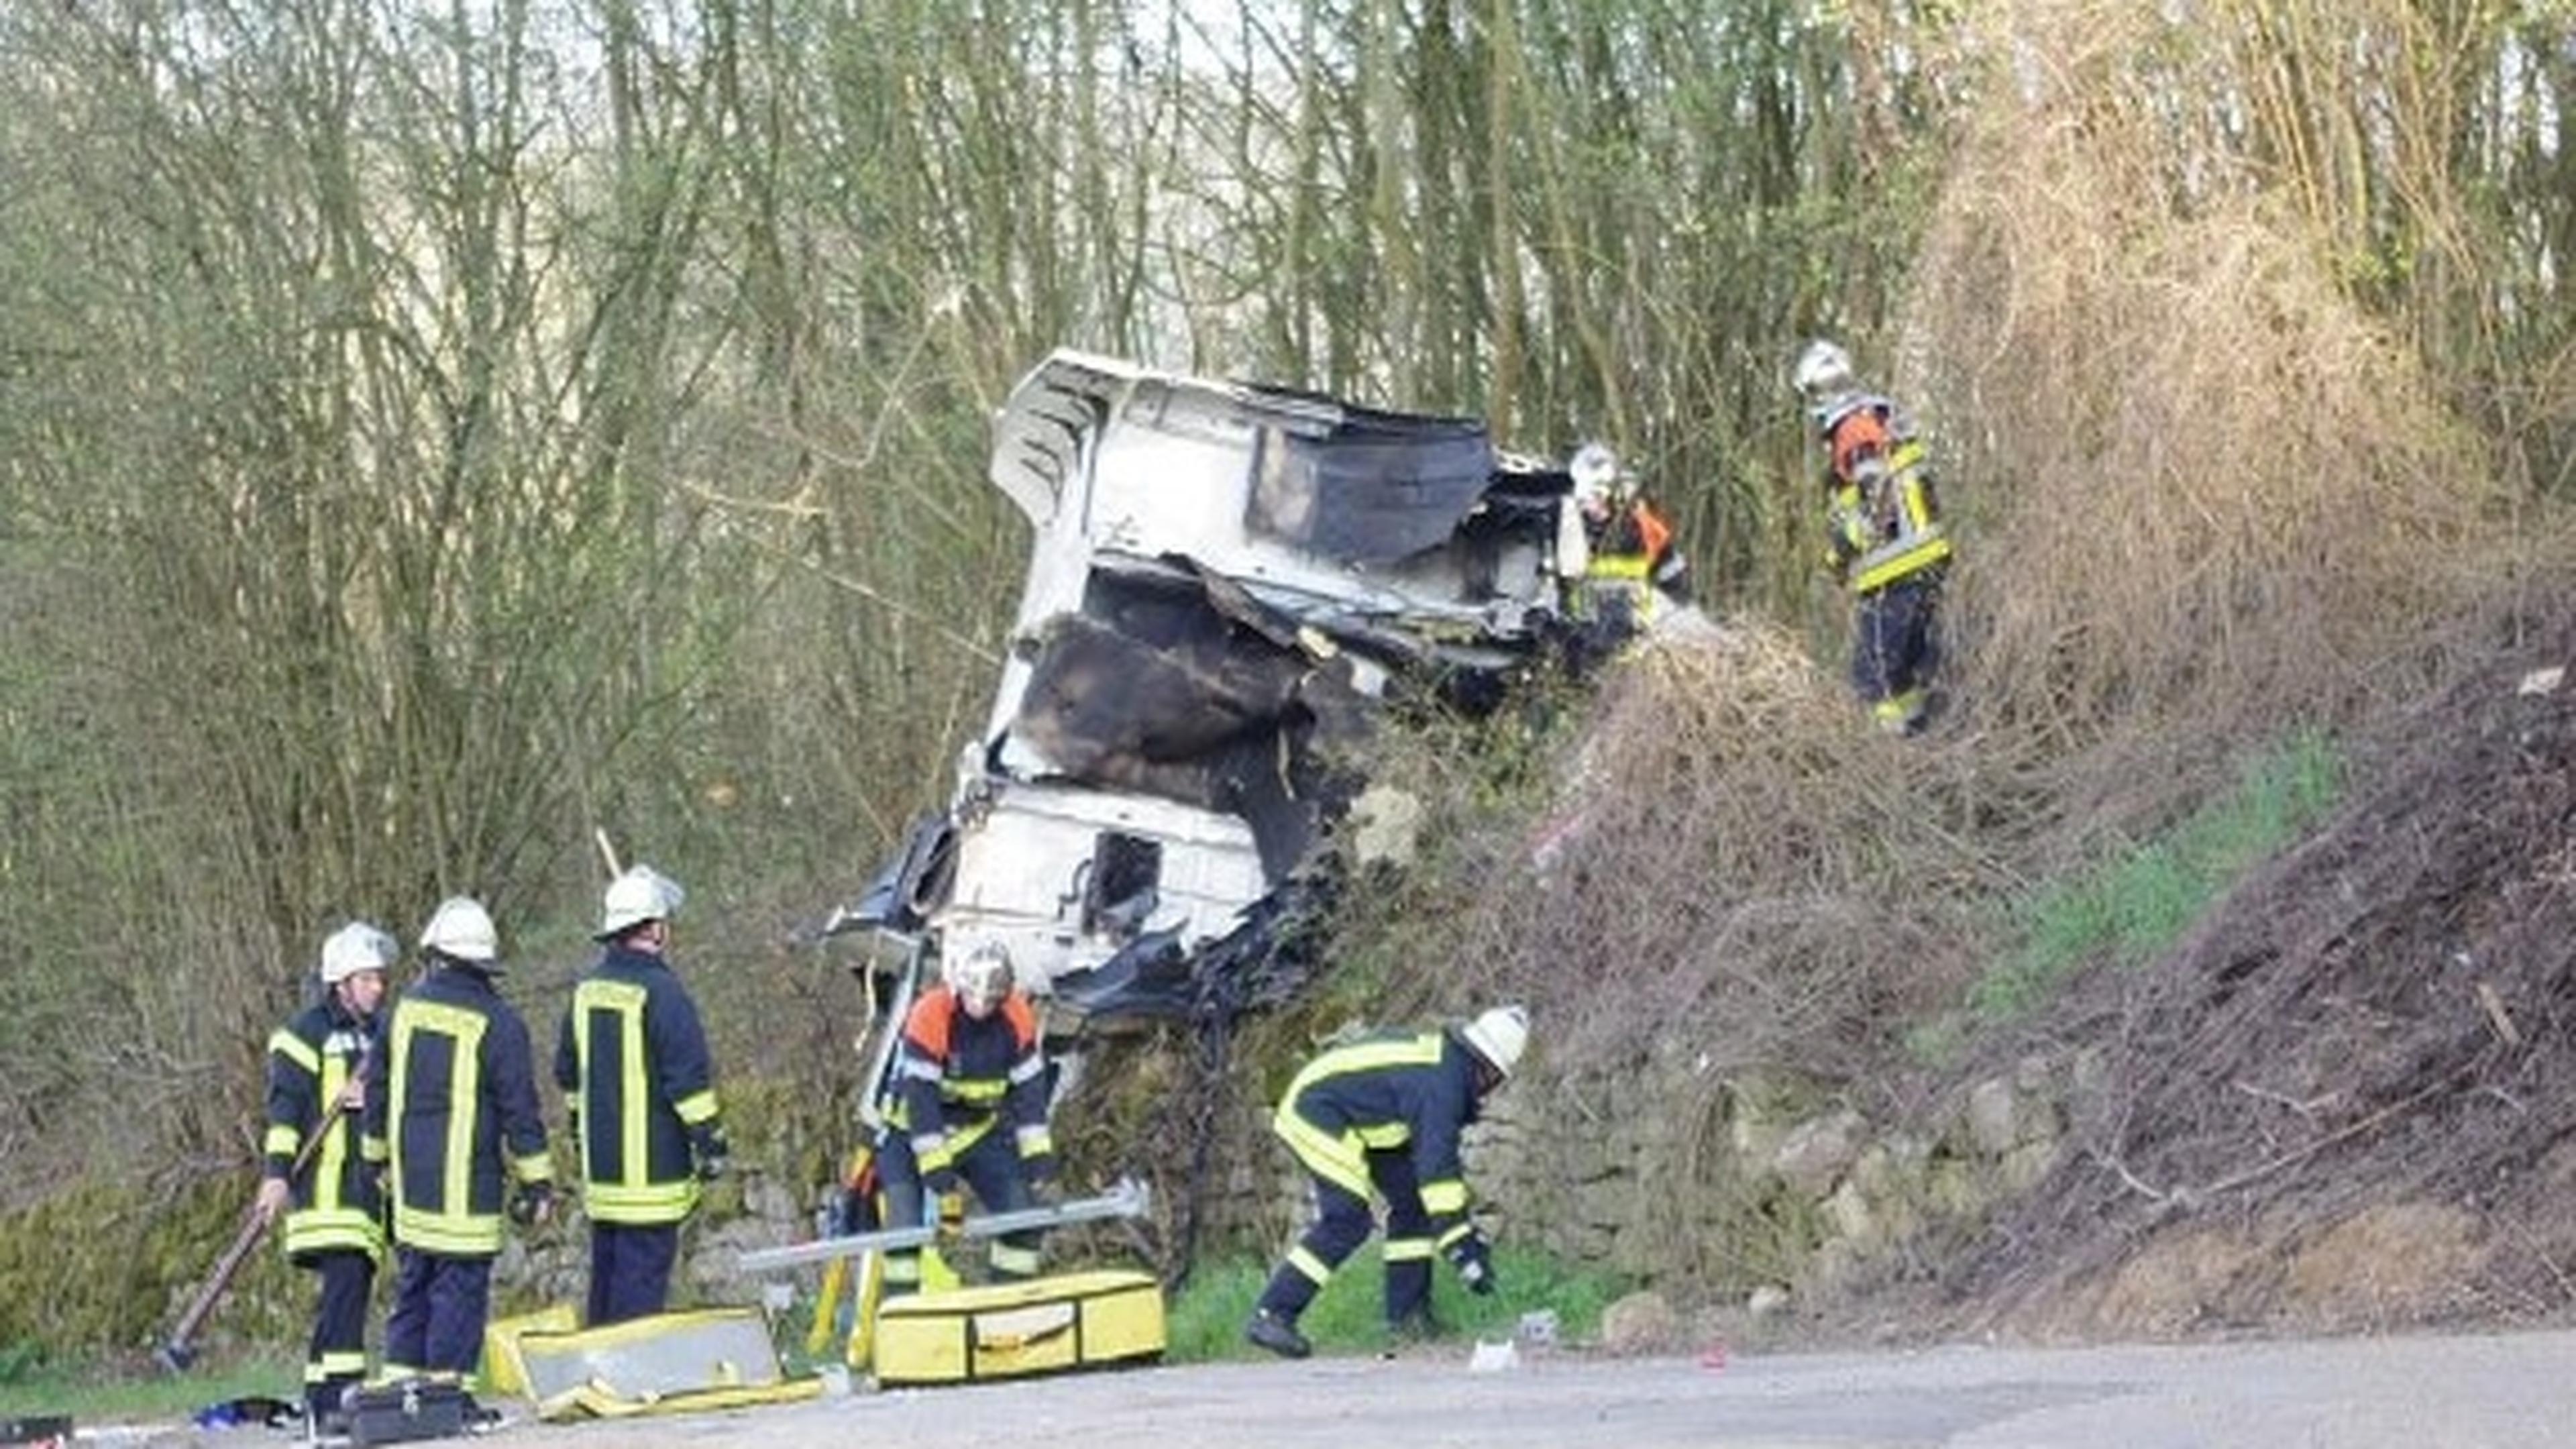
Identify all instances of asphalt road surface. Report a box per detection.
[482,1327,2576,1448]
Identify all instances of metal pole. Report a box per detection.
[738,1177,1150,1274]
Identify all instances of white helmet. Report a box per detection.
[419,896,499,963]
[946,943,1014,1013]
[1792,339,1856,400]
[319,922,397,985]
[1458,1004,1531,1078]
[597,863,684,941]
[1567,441,1623,512]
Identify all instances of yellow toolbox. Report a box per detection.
[871,1269,1165,1386]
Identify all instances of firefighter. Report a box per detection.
[1244,1005,1530,1360]
[1563,442,1690,667]
[252,921,394,1430]
[874,943,1056,1295]
[555,864,729,1326]
[364,896,555,1391]
[1794,339,1953,736]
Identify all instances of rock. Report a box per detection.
[1747,1283,1793,1320]
[1824,1179,1878,1250]
[1597,1290,1678,1354]
[1349,785,1423,866]
[1772,1109,1866,1198]
[2000,1140,2059,1193]
[1966,1077,2021,1158]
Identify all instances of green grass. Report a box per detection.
[1165,1248,1631,1362]
[1957,729,2345,1029]
[0,1348,301,1425]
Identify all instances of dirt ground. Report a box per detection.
[1937,602,2576,1340]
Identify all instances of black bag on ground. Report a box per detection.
[344,1380,476,1446]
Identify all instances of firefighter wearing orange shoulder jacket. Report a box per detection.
[1244,1006,1529,1360]
[875,943,1055,1294]
[254,922,394,1428]
[1564,442,1690,656]
[1795,339,1953,736]
[364,896,555,1389]
[556,865,728,1326]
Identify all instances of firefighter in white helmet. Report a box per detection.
[1245,1005,1531,1358]
[1793,337,1953,735]
[555,863,728,1325]
[252,921,394,1433]
[364,896,553,1398]
[1562,442,1691,669]
[873,941,1057,1295]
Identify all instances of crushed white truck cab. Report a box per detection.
[837,350,1591,1028]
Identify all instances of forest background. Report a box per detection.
[1,0,2572,1359]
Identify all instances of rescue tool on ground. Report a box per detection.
[735,1175,1152,1274]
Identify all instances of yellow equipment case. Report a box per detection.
[872,1269,1165,1386]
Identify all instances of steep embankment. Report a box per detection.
[1945,592,2576,1338]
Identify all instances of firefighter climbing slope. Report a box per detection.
[1245,1006,1530,1359]
[873,943,1059,1296]
[1794,338,1954,735]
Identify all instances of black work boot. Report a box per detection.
[1244,1307,1312,1360]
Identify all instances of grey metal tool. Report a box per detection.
[737,1175,1151,1273]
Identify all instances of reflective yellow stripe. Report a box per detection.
[584,1178,698,1223]
[572,979,651,1201]
[270,1029,321,1076]
[394,1205,500,1255]
[1285,1033,1444,1099]
[1421,1180,1468,1216]
[943,1078,1007,1106]
[1383,1238,1434,1263]
[360,1134,388,1164]
[1587,553,1651,580]
[512,1150,553,1185]
[1849,529,1951,592]
[1287,1246,1333,1286]
[1354,1122,1409,1150]
[1015,1125,1053,1158]
[1273,1108,1368,1199]
[1436,1222,1474,1250]
[266,1124,304,1157]
[311,1051,354,1216]
[389,1000,494,1256]
[673,1089,719,1126]
[312,1351,368,1379]
[988,1241,1042,1276]
[283,1208,383,1260]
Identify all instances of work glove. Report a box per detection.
[691,1121,733,1183]
[506,1179,557,1229]
[922,1164,961,1197]
[1446,1232,1497,1297]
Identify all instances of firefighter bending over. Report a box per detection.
[874,943,1057,1294]
[1244,1005,1530,1359]
[1564,442,1690,667]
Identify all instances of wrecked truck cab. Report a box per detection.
[845,350,1576,1027]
